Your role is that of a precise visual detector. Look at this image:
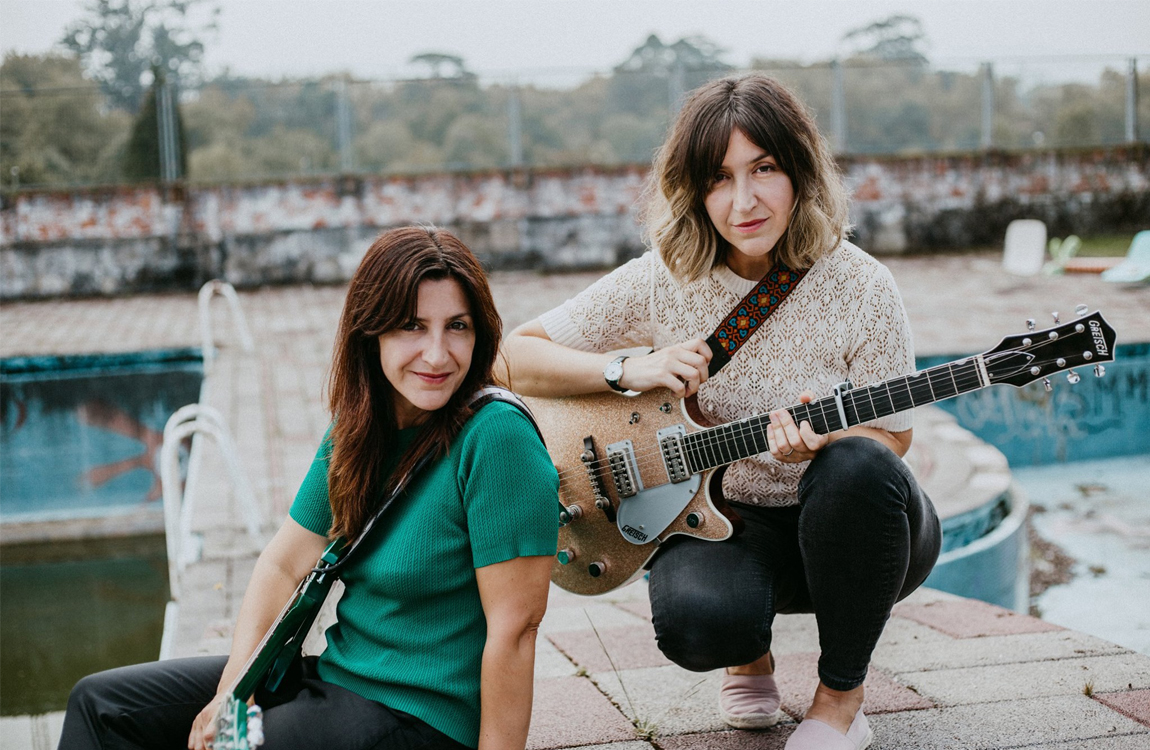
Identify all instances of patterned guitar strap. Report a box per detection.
[703,262,808,378]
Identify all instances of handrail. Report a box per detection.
[158,404,265,659]
[198,279,254,373]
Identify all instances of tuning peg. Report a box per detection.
[1052,311,1060,324]
[1026,318,1036,331]
[1075,304,1088,316]
[1067,370,1081,384]
[1042,378,1053,392]
[1094,365,1106,378]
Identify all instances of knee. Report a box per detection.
[800,436,909,514]
[652,591,767,672]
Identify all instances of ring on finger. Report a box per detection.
[782,448,795,457]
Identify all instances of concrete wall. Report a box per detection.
[3,146,1148,299]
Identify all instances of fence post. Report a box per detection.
[980,62,995,149]
[336,78,354,173]
[157,81,182,182]
[507,82,524,168]
[1127,58,1140,144]
[831,58,847,153]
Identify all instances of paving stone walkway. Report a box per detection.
[2,252,1148,748]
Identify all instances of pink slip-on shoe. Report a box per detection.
[784,707,873,750]
[718,670,785,729]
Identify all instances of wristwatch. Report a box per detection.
[603,355,630,393]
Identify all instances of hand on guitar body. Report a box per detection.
[618,338,713,397]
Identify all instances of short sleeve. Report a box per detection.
[457,403,560,569]
[846,265,916,433]
[538,252,655,352]
[289,427,335,535]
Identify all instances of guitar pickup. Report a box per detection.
[605,440,640,498]
[657,425,691,483]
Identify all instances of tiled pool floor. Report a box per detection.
[1018,454,1150,655]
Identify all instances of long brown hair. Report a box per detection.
[642,74,850,281]
[326,226,501,540]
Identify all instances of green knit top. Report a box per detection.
[288,401,559,748]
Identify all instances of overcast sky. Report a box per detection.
[3,0,1148,86]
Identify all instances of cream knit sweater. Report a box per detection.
[539,241,915,507]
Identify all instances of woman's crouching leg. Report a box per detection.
[58,655,226,750]
[648,533,777,673]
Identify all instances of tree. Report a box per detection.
[410,52,475,81]
[840,15,929,65]
[122,65,187,181]
[0,53,130,186]
[61,0,218,111]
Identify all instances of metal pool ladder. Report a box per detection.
[158,403,266,660]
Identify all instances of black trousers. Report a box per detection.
[58,655,470,750]
[648,436,942,691]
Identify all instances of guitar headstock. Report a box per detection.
[981,309,1116,389]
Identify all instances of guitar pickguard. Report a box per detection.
[616,473,702,544]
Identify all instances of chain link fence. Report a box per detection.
[2,56,1146,190]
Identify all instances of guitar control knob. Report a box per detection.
[1067,370,1081,384]
[1075,304,1089,316]
[559,505,583,525]
[686,512,703,528]
[588,561,606,578]
[1094,365,1106,378]
[1030,366,1041,376]
[557,548,576,565]
[1042,378,1052,392]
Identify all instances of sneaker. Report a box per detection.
[718,670,785,729]
[785,707,873,750]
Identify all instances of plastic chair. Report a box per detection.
[1002,220,1047,276]
[1043,235,1081,275]
[1101,230,1150,283]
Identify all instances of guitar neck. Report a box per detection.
[682,356,988,472]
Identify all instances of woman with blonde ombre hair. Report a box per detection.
[503,74,939,750]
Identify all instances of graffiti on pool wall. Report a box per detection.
[939,358,1149,466]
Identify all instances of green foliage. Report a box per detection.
[4,25,1147,187]
[0,53,130,186]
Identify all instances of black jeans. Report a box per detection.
[648,436,941,691]
[58,655,470,750]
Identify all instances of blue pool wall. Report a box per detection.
[916,342,1149,467]
[0,349,203,523]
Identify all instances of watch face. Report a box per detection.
[604,361,623,382]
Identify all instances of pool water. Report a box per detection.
[0,349,202,715]
[1,535,169,716]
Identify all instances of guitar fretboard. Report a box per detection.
[681,357,987,473]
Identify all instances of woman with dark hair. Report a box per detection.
[61,227,559,750]
[503,75,940,750]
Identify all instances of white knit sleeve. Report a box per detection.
[538,253,656,352]
[846,264,916,433]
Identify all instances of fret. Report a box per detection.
[890,377,917,412]
[871,382,897,419]
[820,397,844,432]
[848,390,876,423]
[748,416,771,455]
[905,371,934,407]
[843,392,861,428]
[732,418,751,459]
[716,427,737,464]
[927,364,959,400]
[953,359,982,395]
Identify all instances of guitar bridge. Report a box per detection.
[657,425,691,483]
[606,440,640,498]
